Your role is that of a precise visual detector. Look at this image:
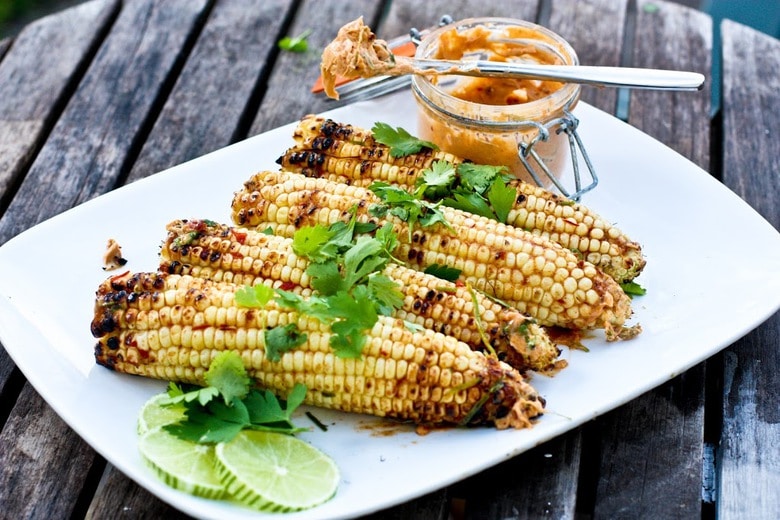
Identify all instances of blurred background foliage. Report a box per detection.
[0,0,82,37]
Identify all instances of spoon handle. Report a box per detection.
[409,58,705,91]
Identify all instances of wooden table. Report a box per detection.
[1,0,778,518]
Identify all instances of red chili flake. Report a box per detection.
[279,281,297,291]
[232,230,247,244]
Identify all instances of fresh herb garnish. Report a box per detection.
[372,122,438,157]
[278,29,312,53]
[620,281,647,297]
[160,351,307,443]
[416,162,517,224]
[369,181,454,240]
[236,218,405,359]
[423,263,462,282]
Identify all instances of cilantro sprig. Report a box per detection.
[160,351,307,443]
[369,181,455,240]
[371,122,438,157]
[370,124,518,225]
[416,161,517,224]
[235,217,405,359]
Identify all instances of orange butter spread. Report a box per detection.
[432,25,565,105]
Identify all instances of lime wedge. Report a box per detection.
[138,427,225,499]
[137,393,186,435]
[216,431,339,512]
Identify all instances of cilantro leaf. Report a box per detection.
[372,122,438,157]
[423,263,462,282]
[326,287,378,358]
[204,351,251,405]
[486,177,517,224]
[370,182,454,238]
[421,161,456,190]
[244,385,305,428]
[367,273,404,315]
[307,260,346,295]
[277,29,311,53]
[457,163,507,194]
[443,191,495,220]
[621,281,647,297]
[292,224,335,262]
[264,324,308,362]
[234,283,275,308]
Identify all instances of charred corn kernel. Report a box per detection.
[160,219,562,373]
[231,171,638,339]
[92,271,544,428]
[279,115,645,283]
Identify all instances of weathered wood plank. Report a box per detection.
[379,0,540,40]
[0,0,211,245]
[0,0,119,207]
[249,0,386,135]
[0,0,117,468]
[127,0,295,182]
[718,19,780,520]
[0,384,103,518]
[363,488,452,520]
[86,464,194,519]
[629,0,711,170]
[587,1,712,517]
[592,367,706,518]
[0,37,10,60]
[0,1,212,517]
[458,431,582,519]
[548,0,628,113]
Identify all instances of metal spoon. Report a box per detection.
[398,56,705,91]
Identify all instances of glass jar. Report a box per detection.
[411,18,593,195]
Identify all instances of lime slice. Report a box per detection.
[137,393,186,435]
[138,427,225,499]
[216,431,339,512]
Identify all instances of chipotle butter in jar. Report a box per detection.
[411,18,583,188]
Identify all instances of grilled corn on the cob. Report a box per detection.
[91,271,544,428]
[159,219,563,373]
[278,115,645,284]
[231,170,638,340]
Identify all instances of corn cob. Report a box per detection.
[159,219,563,373]
[231,170,639,340]
[278,115,645,284]
[91,271,544,429]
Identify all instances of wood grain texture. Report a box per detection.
[548,0,628,113]
[0,0,211,245]
[379,0,540,39]
[592,366,706,518]
[0,0,119,205]
[629,0,711,170]
[127,0,295,182]
[0,384,102,518]
[458,431,582,519]
[86,464,194,519]
[249,0,385,135]
[718,19,780,520]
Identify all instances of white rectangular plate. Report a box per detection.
[1,91,779,519]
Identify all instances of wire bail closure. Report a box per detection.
[517,104,598,201]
